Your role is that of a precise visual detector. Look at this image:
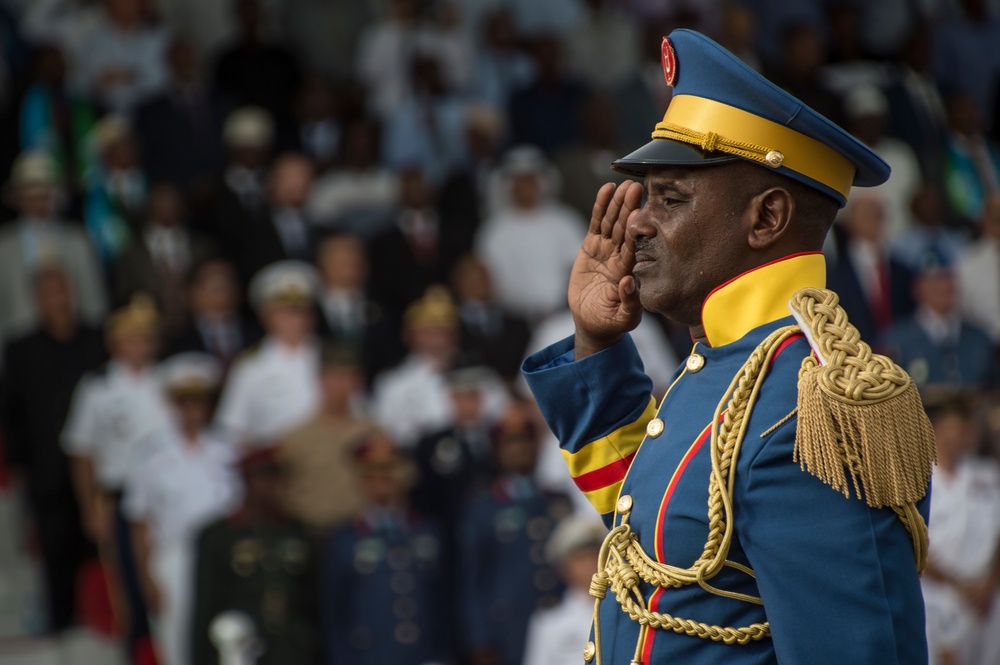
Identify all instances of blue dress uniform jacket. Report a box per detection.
[458,477,572,665]
[322,510,450,665]
[522,254,930,665]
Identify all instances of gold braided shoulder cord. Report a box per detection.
[588,326,800,664]
[586,293,933,664]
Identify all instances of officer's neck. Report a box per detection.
[689,323,709,346]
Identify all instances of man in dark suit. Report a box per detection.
[224,152,317,288]
[164,258,261,367]
[367,167,467,322]
[0,266,106,632]
[827,190,915,342]
[114,181,216,334]
[133,37,231,194]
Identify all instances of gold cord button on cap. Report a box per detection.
[583,641,596,662]
[686,353,705,373]
[764,150,784,167]
[646,418,664,438]
[617,495,633,514]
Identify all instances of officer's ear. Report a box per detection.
[745,187,794,250]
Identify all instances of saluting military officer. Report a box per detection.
[523,30,935,665]
[215,260,322,447]
[190,446,320,665]
[321,429,451,665]
[458,402,571,665]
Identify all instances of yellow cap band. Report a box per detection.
[652,94,856,200]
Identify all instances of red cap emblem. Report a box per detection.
[661,36,677,87]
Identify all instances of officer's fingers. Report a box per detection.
[618,275,640,317]
[619,181,644,225]
[601,182,630,238]
[589,183,617,235]
[615,210,640,265]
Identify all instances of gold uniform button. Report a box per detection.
[646,418,664,438]
[617,495,633,514]
[765,150,784,167]
[686,353,705,373]
[583,641,596,662]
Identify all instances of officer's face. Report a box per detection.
[627,166,752,327]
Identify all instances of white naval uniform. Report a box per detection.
[214,338,320,447]
[923,457,1000,665]
[522,588,595,665]
[123,428,241,665]
[61,361,171,491]
[372,354,510,449]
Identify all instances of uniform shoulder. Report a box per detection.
[232,340,264,365]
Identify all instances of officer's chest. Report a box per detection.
[618,348,747,567]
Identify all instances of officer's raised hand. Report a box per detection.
[569,180,645,360]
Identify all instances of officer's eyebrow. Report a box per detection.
[644,174,693,197]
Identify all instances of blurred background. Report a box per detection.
[0,0,999,664]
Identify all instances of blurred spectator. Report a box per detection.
[880,252,995,389]
[322,430,451,665]
[0,266,105,633]
[942,91,1000,225]
[228,152,317,286]
[522,515,606,665]
[306,117,399,239]
[475,146,584,323]
[423,1,475,94]
[0,151,107,348]
[382,53,469,186]
[277,344,369,533]
[215,261,320,447]
[553,94,627,220]
[449,104,506,217]
[843,85,920,241]
[372,287,509,449]
[959,193,1000,342]
[451,254,532,383]
[133,36,231,193]
[203,106,273,260]
[411,360,497,537]
[506,0,585,36]
[470,9,535,111]
[314,232,401,380]
[20,0,103,54]
[212,0,302,134]
[922,390,1000,665]
[71,0,169,114]
[293,78,341,172]
[458,403,569,665]
[61,296,167,654]
[892,183,966,273]
[933,0,1000,131]
[164,257,261,366]
[566,0,638,91]
[114,181,216,332]
[355,0,421,119]
[368,167,468,317]
[826,190,915,342]
[83,115,147,267]
[191,446,320,665]
[717,3,761,72]
[883,22,949,182]
[19,44,97,196]
[124,353,241,665]
[509,33,590,154]
[767,21,843,126]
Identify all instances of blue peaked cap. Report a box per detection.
[612,29,890,206]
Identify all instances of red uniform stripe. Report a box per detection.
[572,451,638,493]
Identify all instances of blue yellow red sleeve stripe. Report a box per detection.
[523,333,657,514]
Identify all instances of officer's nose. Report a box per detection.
[627,199,656,242]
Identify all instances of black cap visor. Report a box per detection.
[611,137,740,178]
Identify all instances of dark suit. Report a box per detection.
[0,325,106,630]
[113,228,217,312]
[163,315,262,367]
[315,292,403,383]
[133,88,231,191]
[826,253,916,344]
[458,303,532,382]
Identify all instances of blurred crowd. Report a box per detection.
[1,0,1000,664]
